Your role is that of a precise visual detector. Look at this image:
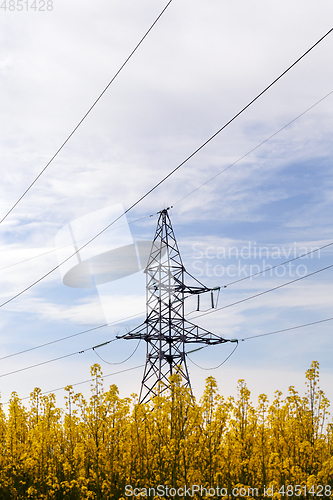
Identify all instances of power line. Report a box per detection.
[1,251,331,363]
[93,339,141,365]
[240,316,333,341]
[2,320,331,403]
[0,311,144,362]
[3,89,332,276]
[0,328,144,380]
[0,318,333,386]
[173,89,333,207]
[0,208,141,308]
[4,262,330,378]
[2,316,332,395]
[0,213,154,274]
[190,317,333,349]
[1,28,332,310]
[0,338,118,379]
[2,86,332,279]
[0,0,174,225]
[142,28,333,203]
[187,341,239,370]
[1,364,145,406]
[1,245,330,364]
[186,316,333,369]
[190,264,333,319]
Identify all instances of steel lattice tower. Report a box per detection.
[118,209,232,403]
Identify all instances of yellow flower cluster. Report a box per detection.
[0,361,332,499]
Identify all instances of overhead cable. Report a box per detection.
[0,0,174,225]
[0,338,119,379]
[173,89,333,207]
[2,315,332,380]
[240,316,333,341]
[1,364,145,406]
[1,252,331,362]
[93,339,141,365]
[0,311,144,362]
[139,28,333,207]
[3,90,333,275]
[186,316,333,370]
[187,341,239,370]
[1,254,331,363]
[188,316,333,355]
[223,242,333,287]
[0,214,154,273]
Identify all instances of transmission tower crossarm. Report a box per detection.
[116,318,230,345]
[180,318,230,345]
[179,285,219,295]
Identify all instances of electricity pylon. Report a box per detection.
[117,208,233,403]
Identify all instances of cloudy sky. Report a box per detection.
[0,0,332,409]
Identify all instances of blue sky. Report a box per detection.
[0,0,332,409]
